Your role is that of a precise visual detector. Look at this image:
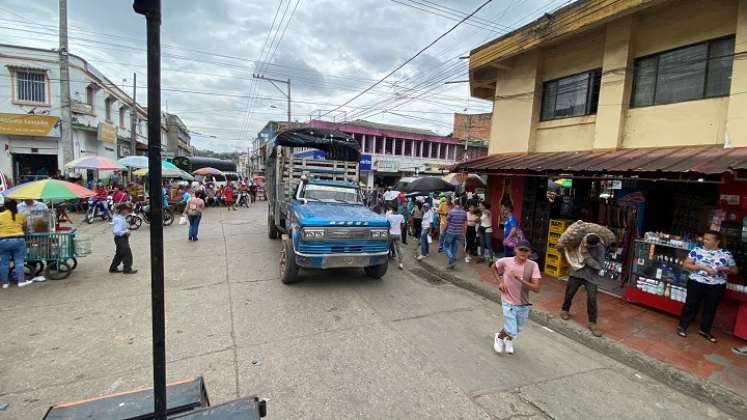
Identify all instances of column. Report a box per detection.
[593,15,635,150]
[728,0,747,146]
[361,134,366,153]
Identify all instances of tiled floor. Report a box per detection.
[454,255,747,397]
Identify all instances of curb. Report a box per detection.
[414,254,747,419]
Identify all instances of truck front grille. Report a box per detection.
[298,241,387,255]
[325,228,371,240]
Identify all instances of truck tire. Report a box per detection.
[364,261,388,279]
[268,214,279,239]
[279,238,300,284]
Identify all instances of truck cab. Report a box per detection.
[265,128,390,283]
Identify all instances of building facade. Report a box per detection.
[0,44,174,182]
[452,112,490,162]
[165,113,192,158]
[308,119,458,187]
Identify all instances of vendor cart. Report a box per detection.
[25,230,92,280]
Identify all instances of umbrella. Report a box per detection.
[193,167,224,176]
[134,168,194,181]
[403,176,456,193]
[443,173,486,188]
[118,156,178,170]
[3,179,95,200]
[63,156,125,171]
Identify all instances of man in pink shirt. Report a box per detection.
[492,240,541,354]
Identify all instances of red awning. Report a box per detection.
[453,145,747,176]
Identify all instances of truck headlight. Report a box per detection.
[302,228,326,240]
[370,229,389,240]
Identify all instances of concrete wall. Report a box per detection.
[480,0,747,154]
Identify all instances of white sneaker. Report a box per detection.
[17,280,32,288]
[465,256,471,263]
[2,283,8,289]
[493,333,504,353]
[504,338,514,354]
[416,255,426,260]
[398,263,404,270]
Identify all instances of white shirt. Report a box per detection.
[386,212,405,236]
[480,209,493,232]
[17,201,48,216]
[422,209,434,229]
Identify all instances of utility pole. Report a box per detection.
[130,72,138,157]
[58,0,74,166]
[252,74,291,122]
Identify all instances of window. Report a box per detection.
[385,137,393,155]
[541,69,601,121]
[404,140,412,156]
[86,84,97,108]
[375,136,384,154]
[364,136,373,153]
[394,138,402,155]
[105,97,116,122]
[14,69,47,104]
[631,36,735,107]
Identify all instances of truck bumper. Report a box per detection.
[294,251,389,269]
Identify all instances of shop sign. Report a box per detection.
[359,154,372,171]
[97,122,117,144]
[0,113,59,137]
[720,194,740,206]
[375,159,398,173]
[610,180,623,190]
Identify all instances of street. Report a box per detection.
[0,204,734,419]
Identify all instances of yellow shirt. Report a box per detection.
[0,210,26,237]
[438,202,453,225]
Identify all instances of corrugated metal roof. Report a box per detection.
[453,145,747,175]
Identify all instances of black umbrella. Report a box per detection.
[403,176,456,193]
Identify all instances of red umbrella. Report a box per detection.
[193,167,224,176]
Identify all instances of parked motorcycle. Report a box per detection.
[127,201,174,230]
[85,196,113,224]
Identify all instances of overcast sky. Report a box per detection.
[0,0,572,152]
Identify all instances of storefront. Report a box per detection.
[0,113,61,183]
[456,145,747,338]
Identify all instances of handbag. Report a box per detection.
[505,228,526,249]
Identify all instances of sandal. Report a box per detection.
[698,331,718,343]
[676,327,687,338]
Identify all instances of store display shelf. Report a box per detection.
[635,239,692,252]
[624,286,684,316]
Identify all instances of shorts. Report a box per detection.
[502,303,530,338]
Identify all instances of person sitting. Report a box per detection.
[94,181,111,220]
[17,199,48,217]
[112,185,130,205]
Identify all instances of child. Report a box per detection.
[109,203,137,274]
[492,240,541,354]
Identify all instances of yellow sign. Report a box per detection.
[97,122,117,144]
[0,113,58,137]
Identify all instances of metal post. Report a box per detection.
[58,0,74,166]
[130,73,138,157]
[287,78,291,122]
[133,1,165,419]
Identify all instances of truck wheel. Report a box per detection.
[268,214,279,239]
[279,239,300,284]
[364,261,388,279]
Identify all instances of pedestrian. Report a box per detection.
[411,201,423,243]
[438,195,454,252]
[478,201,493,263]
[249,183,257,203]
[677,230,737,343]
[109,203,137,274]
[184,191,206,242]
[0,198,30,288]
[416,203,433,260]
[94,181,112,220]
[223,183,236,210]
[443,202,467,269]
[560,233,606,337]
[465,204,480,262]
[398,195,409,245]
[501,203,519,257]
[492,240,541,354]
[17,198,48,217]
[386,204,405,269]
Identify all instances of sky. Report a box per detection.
[0,0,574,152]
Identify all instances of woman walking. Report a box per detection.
[411,201,423,244]
[677,231,738,343]
[465,204,480,263]
[185,192,206,242]
[0,199,29,288]
[478,201,494,263]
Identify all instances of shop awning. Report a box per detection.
[453,145,747,177]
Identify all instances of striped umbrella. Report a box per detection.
[63,156,125,171]
[118,156,178,170]
[3,179,95,200]
[193,167,223,176]
[133,167,194,181]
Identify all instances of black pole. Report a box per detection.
[133,1,165,419]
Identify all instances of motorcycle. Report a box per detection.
[236,191,250,208]
[85,196,113,224]
[127,201,174,230]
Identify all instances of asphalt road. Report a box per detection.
[0,204,735,419]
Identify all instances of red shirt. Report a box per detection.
[223,186,234,201]
[95,186,108,200]
[112,191,129,203]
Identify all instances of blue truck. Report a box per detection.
[265,128,389,283]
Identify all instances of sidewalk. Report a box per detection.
[402,240,747,416]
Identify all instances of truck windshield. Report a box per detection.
[303,184,360,203]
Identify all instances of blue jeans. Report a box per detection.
[443,232,461,265]
[502,303,530,338]
[0,237,26,285]
[480,230,493,258]
[96,200,111,219]
[420,229,430,257]
[188,214,202,240]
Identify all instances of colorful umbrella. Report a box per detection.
[193,167,224,176]
[134,167,194,181]
[63,156,125,171]
[118,156,178,170]
[3,179,95,200]
[443,173,486,188]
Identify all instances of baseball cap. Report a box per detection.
[515,240,532,251]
